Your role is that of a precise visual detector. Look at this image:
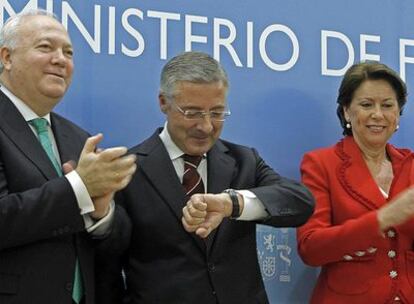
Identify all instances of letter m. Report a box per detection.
[0,0,39,28]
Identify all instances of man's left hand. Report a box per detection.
[182,193,233,238]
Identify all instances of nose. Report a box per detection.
[371,104,384,119]
[196,114,214,133]
[51,48,68,66]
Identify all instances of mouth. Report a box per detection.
[192,136,209,141]
[46,72,65,79]
[367,125,387,132]
[189,134,210,143]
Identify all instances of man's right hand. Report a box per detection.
[75,134,137,198]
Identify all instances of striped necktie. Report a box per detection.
[29,118,84,304]
[182,154,205,196]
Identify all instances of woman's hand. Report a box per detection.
[377,186,414,231]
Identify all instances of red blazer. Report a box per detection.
[297,136,414,304]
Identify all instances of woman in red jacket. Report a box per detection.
[297,62,414,304]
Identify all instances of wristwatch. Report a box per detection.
[223,189,240,219]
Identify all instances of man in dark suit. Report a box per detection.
[96,51,314,304]
[0,10,136,304]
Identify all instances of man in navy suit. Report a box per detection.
[0,10,136,304]
[96,51,314,304]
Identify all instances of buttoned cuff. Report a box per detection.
[236,190,268,221]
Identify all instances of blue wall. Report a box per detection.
[3,1,414,302]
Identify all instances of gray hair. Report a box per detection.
[160,51,229,99]
[0,9,57,73]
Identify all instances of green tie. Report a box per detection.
[29,118,84,303]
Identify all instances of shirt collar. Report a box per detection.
[159,122,185,161]
[0,85,51,124]
[159,122,207,161]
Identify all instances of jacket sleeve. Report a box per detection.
[95,191,132,304]
[246,148,315,227]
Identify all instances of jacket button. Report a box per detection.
[208,263,216,272]
[389,270,398,279]
[388,250,396,259]
[65,282,73,291]
[343,255,353,261]
[367,247,377,253]
[387,229,396,238]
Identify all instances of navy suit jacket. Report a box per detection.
[0,91,95,304]
[96,129,314,304]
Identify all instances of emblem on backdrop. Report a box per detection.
[257,226,292,282]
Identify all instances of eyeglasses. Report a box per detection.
[172,103,231,122]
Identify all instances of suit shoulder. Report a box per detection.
[218,138,259,157]
[302,143,339,167]
[127,131,161,155]
[51,112,89,138]
[304,145,335,158]
[219,138,256,153]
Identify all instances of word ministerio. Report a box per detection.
[2,0,414,80]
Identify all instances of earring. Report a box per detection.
[396,125,399,130]
[346,123,351,129]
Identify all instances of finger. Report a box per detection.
[127,163,137,175]
[196,226,211,239]
[116,155,138,171]
[62,160,76,174]
[182,207,205,225]
[119,174,134,190]
[99,147,128,161]
[110,158,137,179]
[187,203,207,218]
[187,196,207,212]
[82,134,103,154]
[181,217,198,233]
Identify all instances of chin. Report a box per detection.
[43,88,67,99]
[186,145,210,156]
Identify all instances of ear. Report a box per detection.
[159,94,169,114]
[0,47,12,71]
[343,105,350,122]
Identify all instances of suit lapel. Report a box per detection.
[205,141,236,254]
[336,136,411,210]
[0,93,58,180]
[136,131,207,252]
[207,141,236,194]
[50,113,80,165]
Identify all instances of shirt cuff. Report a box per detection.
[66,170,94,214]
[84,201,115,236]
[236,190,268,221]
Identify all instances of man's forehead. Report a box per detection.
[19,15,67,34]
[17,16,71,45]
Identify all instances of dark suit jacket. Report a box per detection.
[297,136,414,304]
[96,129,314,304]
[0,91,95,304]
